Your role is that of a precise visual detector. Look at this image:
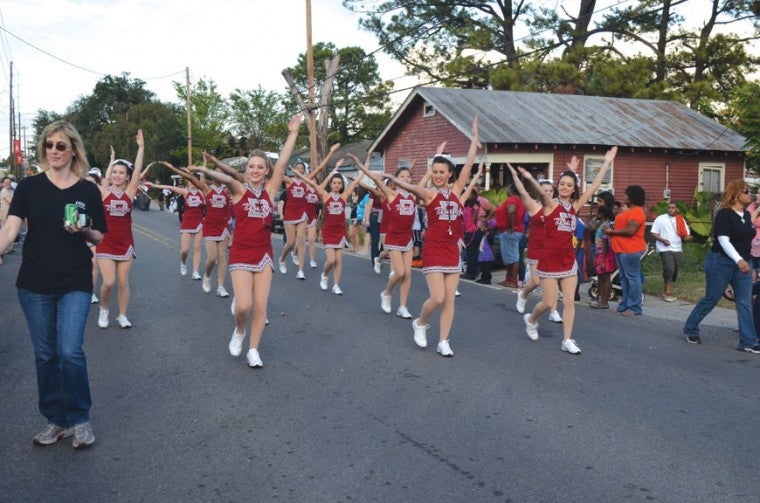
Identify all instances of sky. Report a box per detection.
[0,0,413,159]
[0,0,756,161]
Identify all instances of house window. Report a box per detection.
[398,158,411,170]
[698,163,724,193]
[583,156,613,194]
[423,103,436,117]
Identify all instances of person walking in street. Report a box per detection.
[95,132,148,329]
[651,201,693,302]
[519,147,618,354]
[683,180,760,353]
[383,116,480,357]
[278,161,309,279]
[0,120,107,449]
[189,114,301,367]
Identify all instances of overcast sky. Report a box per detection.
[0,0,756,160]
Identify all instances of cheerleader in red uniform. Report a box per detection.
[295,160,362,295]
[351,157,416,318]
[95,130,147,329]
[510,172,562,322]
[278,162,309,279]
[149,162,207,279]
[383,116,480,357]
[189,114,301,367]
[201,183,233,297]
[302,144,340,270]
[519,147,617,354]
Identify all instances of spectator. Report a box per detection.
[495,184,526,288]
[651,201,693,301]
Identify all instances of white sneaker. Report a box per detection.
[389,270,395,279]
[191,271,202,280]
[230,297,236,316]
[320,273,328,291]
[296,270,306,280]
[278,261,287,274]
[291,252,298,265]
[380,291,392,313]
[437,339,454,357]
[265,318,270,325]
[523,313,539,341]
[396,305,412,319]
[549,310,563,323]
[202,275,211,293]
[180,261,187,276]
[309,260,317,268]
[412,318,428,348]
[246,348,263,368]
[116,315,132,329]
[90,293,99,304]
[332,284,343,295]
[97,308,109,329]
[216,285,229,298]
[516,292,527,314]
[455,290,461,297]
[561,339,582,354]
[373,257,382,274]
[229,329,245,356]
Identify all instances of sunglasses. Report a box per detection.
[44,141,70,152]
[743,189,751,194]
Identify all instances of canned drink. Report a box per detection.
[64,204,78,227]
[78,213,88,227]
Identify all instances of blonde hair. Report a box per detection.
[37,120,90,178]
[722,180,749,208]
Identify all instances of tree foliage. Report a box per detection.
[173,77,230,162]
[228,86,291,153]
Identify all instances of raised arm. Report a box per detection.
[383,172,431,204]
[451,114,479,195]
[506,163,541,215]
[103,145,116,185]
[144,182,186,197]
[307,143,340,180]
[294,169,330,200]
[459,161,484,204]
[187,166,244,199]
[517,166,555,215]
[574,146,617,210]
[202,151,245,183]
[125,129,146,199]
[159,161,208,193]
[266,114,303,198]
[347,154,395,202]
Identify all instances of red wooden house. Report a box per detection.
[370,87,748,211]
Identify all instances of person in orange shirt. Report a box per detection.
[604,185,647,316]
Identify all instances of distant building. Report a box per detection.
[370,87,748,209]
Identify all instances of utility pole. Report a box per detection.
[186,66,192,167]
[306,0,317,167]
[8,61,13,173]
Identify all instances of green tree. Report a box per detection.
[285,42,393,144]
[228,86,291,153]
[173,77,230,162]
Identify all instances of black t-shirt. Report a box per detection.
[711,207,754,262]
[9,173,107,294]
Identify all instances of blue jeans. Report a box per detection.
[616,250,645,314]
[17,289,92,426]
[684,251,757,349]
[498,231,523,265]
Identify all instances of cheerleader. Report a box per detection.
[510,170,562,322]
[95,131,147,329]
[295,160,362,294]
[519,147,618,354]
[383,116,480,357]
[190,114,301,367]
[149,162,207,279]
[300,144,341,270]
[278,162,309,279]
[200,180,233,297]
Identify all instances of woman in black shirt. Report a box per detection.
[0,120,107,448]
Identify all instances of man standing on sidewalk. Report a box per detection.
[651,202,692,302]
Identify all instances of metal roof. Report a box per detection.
[374,87,748,152]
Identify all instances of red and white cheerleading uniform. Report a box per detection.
[379,200,392,237]
[421,188,464,274]
[228,185,274,272]
[203,185,232,242]
[282,180,307,225]
[535,200,577,278]
[305,186,320,228]
[180,188,205,234]
[524,211,546,265]
[321,194,348,249]
[384,190,416,252]
[96,187,135,260]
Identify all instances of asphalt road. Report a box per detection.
[1,207,758,503]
